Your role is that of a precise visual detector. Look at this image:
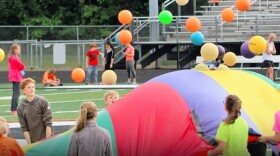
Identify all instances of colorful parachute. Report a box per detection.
[23,70,280,155]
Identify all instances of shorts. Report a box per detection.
[262,60,273,68]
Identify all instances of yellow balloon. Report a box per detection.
[0,48,5,62]
[217,64,230,70]
[176,0,189,5]
[223,52,237,66]
[200,43,219,61]
[102,70,117,85]
[249,36,267,55]
[194,63,209,71]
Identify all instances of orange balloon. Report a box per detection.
[211,0,220,2]
[71,68,85,83]
[235,0,250,11]
[185,17,201,32]
[118,30,132,44]
[221,8,235,22]
[118,10,133,25]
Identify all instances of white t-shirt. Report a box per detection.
[262,41,275,61]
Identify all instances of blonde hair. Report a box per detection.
[224,95,242,125]
[104,90,119,102]
[8,43,20,57]
[0,117,8,136]
[75,101,98,132]
[20,78,36,90]
[269,33,276,40]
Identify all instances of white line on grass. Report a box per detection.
[0,89,11,92]
[38,90,100,96]
[49,98,103,104]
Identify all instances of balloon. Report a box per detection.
[159,10,173,25]
[223,52,237,66]
[190,31,204,46]
[175,0,189,6]
[102,70,117,85]
[211,0,220,2]
[240,41,255,58]
[0,48,5,62]
[118,10,133,25]
[118,30,132,45]
[185,17,201,32]
[217,64,230,70]
[217,45,225,58]
[249,36,267,55]
[194,63,209,71]
[71,68,85,83]
[235,0,250,11]
[114,32,121,45]
[200,43,219,61]
[221,8,235,22]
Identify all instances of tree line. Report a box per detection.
[0,0,207,40]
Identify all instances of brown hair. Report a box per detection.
[89,43,97,48]
[0,117,8,136]
[48,68,56,75]
[74,101,98,132]
[223,95,242,125]
[8,43,20,57]
[20,78,36,90]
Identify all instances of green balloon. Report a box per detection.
[159,10,173,25]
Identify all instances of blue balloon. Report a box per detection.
[21,70,25,76]
[114,32,121,45]
[190,31,204,46]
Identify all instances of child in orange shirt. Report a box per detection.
[42,68,62,86]
[0,116,24,156]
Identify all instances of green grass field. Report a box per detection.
[0,83,132,122]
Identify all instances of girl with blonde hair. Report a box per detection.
[262,33,277,80]
[67,101,114,156]
[8,43,25,115]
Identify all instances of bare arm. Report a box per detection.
[259,132,280,143]
[208,140,225,156]
[23,131,31,144]
[46,126,52,138]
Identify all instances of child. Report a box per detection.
[124,43,137,84]
[207,95,250,156]
[67,101,114,156]
[0,116,24,156]
[8,43,25,115]
[17,78,53,144]
[85,43,104,85]
[259,110,280,156]
[104,90,119,107]
[42,68,62,86]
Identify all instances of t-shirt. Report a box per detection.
[262,41,275,61]
[0,136,24,156]
[87,49,100,65]
[125,46,134,61]
[273,110,280,151]
[216,117,250,156]
[42,71,57,84]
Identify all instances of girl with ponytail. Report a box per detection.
[207,95,250,156]
[67,101,114,156]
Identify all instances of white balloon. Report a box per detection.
[176,0,189,6]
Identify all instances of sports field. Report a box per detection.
[0,83,132,122]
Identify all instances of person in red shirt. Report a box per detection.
[0,116,24,156]
[124,43,137,84]
[85,43,103,85]
[42,68,62,86]
[8,43,25,115]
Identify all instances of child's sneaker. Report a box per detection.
[10,111,17,115]
[125,81,131,84]
[131,81,137,85]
